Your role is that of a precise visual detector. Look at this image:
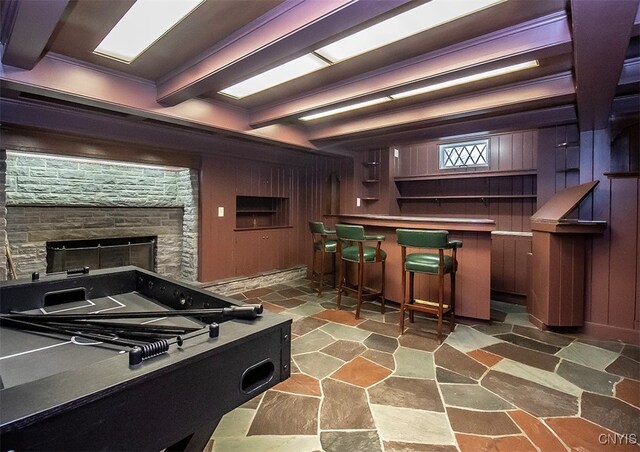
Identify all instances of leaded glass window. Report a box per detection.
[439,139,489,169]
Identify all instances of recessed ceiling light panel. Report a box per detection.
[220,54,329,99]
[94,0,205,63]
[315,0,506,63]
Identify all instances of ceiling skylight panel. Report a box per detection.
[220,54,329,99]
[315,0,506,63]
[94,0,204,63]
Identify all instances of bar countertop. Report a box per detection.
[332,214,496,232]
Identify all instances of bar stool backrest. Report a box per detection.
[396,229,449,249]
[335,224,366,242]
[309,221,330,235]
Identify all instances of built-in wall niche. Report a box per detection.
[235,196,289,230]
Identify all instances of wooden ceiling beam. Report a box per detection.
[0,0,69,70]
[571,0,639,131]
[155,0,411,106]
[249,12,573,128]
[307,73,576,141]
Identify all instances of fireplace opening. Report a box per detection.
[46,236,156,273]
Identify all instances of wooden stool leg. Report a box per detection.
[409,272,415,323]
[437,272,445,343]
[310,247,317,291]
[336,258,345,310]
[355,261,364,319]
[450,271,456,333]
[332,252,337,288]
[380,260,385,315]
[318,249,325,297]
[400,265,406,333]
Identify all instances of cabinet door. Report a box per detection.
[234,229,295,276]
[234,231,266,276]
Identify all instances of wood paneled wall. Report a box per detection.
[199,151,351,282]
[538,125,639,342]
[360,130,538,301]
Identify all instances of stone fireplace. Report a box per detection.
[2,151,198,282]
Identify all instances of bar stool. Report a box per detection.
[396,228,462,342]
[335,224,386,319]
[309,221,339,296]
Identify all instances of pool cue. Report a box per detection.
[40,321,184,341]
[0,316,149,348]
[4,304,263,321]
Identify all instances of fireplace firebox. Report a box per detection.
[46,236,156,273]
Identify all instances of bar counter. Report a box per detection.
[332,214,496,320]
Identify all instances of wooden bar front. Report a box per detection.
[529,182,607,327]
[333,214,496,320]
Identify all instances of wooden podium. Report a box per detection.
[529,181,606,327]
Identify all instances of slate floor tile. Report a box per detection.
[507,410,567,452]
[434,344,487,380]
[368,377,444,411]
[370,404,454,445]
[482,342,559,372]
[320,431,382,452]
[447,407,520,435]
[455,433,537,452]
[214,278,639,451]
[481,370,578,417]
[557,359,620,395]
[494,332,561,354]
[394,346,435,379]
[546,417,639,452]
[581,392,640,436]
[556,341,620,370]
[321,339,366,361]
[440,384,513,410]
[331,356,392,387]
[616,378,640,408]
[320,378,375,430]
[247,391,320,436]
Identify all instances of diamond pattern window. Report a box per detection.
[439,140,489,169]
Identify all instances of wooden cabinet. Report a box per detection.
[234,228,292,276]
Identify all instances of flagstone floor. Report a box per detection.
[207,278,640,452]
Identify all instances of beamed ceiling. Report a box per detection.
[0,0,638,155]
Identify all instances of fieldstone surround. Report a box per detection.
[3,152,198,281]
[0,150,7,280]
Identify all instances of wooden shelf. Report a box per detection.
[362,179,380,183]
[234,225,293,231]
[394,169,536,182]
[604,172,639,178]
[361,197,379,201]
[398,195,537,201]
[237,209,277,214]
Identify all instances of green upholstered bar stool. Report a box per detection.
[335,224,386,319]
[309,221,339,296]
[396,228,462,343]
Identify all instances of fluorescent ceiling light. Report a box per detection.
[299,60,539,121]
[299,97,391,121]
[220,54,329,99]
[94,0,204,63]
[218,0,504,98]
[391,60,540,99]
[315,0,506,63]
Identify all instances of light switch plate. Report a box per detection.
[218,207,224,217]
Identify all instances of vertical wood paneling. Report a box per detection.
[608,178,638,329]
[589,129,612,325]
